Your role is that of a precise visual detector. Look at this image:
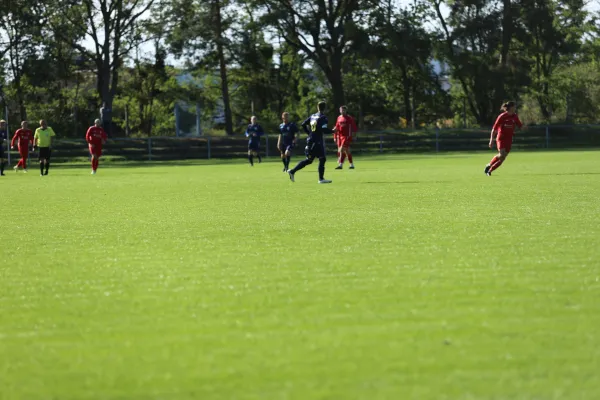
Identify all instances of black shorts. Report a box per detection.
[38,147,51,160]
[305,141,325,159]
[279,143,293,153]
[248,142,260,151]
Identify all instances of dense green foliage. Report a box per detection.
[0,0,599,137]
[2,152,600,398]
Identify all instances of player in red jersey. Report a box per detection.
[485,101,523,176]
[10,121,34,172]
[333,105,358,169]
[85,119,107,175]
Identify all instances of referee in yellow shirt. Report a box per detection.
[33,120,56,176]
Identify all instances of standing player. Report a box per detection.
[287,101,333,184]
[11,121,33,172]
[245,116,264,166]
[86,119,108,174]
[485,101,523,176]
[33,120,56,176]
[277,112,298,172]
[333,105,358,169]
[0,120,7,176]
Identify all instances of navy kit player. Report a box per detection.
[245,116,264,166]
[277,112,298,172]
[287,101,333,184]
[0,119,7,176]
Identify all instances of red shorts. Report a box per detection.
[89,144,103,157]
[337,136,352,149]
[496,139,512,153]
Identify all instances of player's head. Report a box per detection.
[21,121,28,129]
[282,112,289,123]
[94,119,101,127]
[39,119,47,129]
[250,116,257,125]
[501,101,516,114]
[340,105,348,116]
[317,101,326,113]
[0,120,5,129]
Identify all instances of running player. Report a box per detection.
[86,119,108,174]
[33,120,56,176]
[485,101,523,176]
[277,112,298,172]
[287,101,333,184]
[245,116,264,166]
[333,105,358,169]
[11,121,33,172]
[0,120,7,176]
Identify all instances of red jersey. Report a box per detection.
[335,115,358,138]
[11,128,33,148]
[492,112,522,140]
[86,126,107,146]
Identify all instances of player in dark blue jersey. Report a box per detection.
[277,112,298,172]
[0,119,7,176]
[245,116,264,166]
[287,101,333,184]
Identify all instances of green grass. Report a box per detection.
[1,151,599,400]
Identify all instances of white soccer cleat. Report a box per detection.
[318,179,332,184]
[91,170,96,175]
[23,169,28,173]
[288,171,295,182]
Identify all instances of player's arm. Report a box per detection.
[351,117,358,139]
[11,131,18,148]
[49,128,55,148]
[301,117,311,135]
[277,133,282,149]
[258,125,265,137]
[85,127,93,145]
[33,130,38,150]
[515,115,523,130]
[490,115,501,147]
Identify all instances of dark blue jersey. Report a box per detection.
[279,122,298,145]
[0,129,6,146]
[245,124,264,145]
[301,113,332,143]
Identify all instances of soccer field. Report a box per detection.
[1,151,600,399]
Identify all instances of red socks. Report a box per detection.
[490,158,504,172]
[92,158,99,171]
[348,153,353,164]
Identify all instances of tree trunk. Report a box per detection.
[328,52,346,108]
[401,66,412,126]
[214,0,233,135]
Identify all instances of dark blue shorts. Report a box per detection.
[248,142,260,151]
[279,143,293,153]
[305,141,325,159]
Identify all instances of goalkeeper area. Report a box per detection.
[1,151,599,399]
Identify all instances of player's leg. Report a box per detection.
[347,143,354,169]
[285,146,292,171]
[288,144,316,181]
[89,145,96,173]
[20,147,29,171]
[39,150,45,175]
[279,147,287,171]
[317,142,331,183]
[247,149,254,166]
[44,149,51,175]
[0,146,5,175]
[489,148,508,173]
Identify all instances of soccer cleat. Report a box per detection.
[91,170,96,175]
[288,171,295,182]
[318,179,332,184]
[349,164,355,169]
[484,164,491,175]
[23,169,27,173]
[335,165,343,170]
[486,171,492,176]
[14,166,18,172]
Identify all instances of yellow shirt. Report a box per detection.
[34,127,56,147]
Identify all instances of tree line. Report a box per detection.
[1,0,599,137]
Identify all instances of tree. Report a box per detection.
[52,0,155,134]
[258,0,374,109]
[166,0,235,135]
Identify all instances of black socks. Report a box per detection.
[318,158,326,180]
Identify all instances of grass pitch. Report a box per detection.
[1,151,600,399]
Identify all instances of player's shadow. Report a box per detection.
[363,181,449,184]
[528,172,600,176]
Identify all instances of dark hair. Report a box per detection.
[318,101,326,112]
[501,101,516,111]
